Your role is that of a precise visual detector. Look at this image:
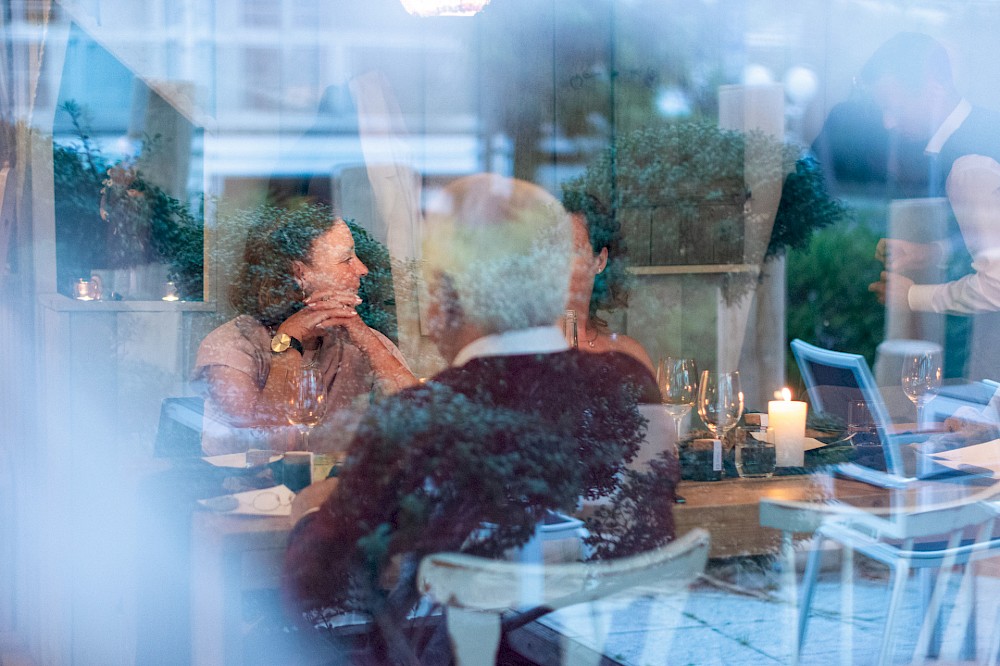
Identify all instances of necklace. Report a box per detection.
[584,326,598,348]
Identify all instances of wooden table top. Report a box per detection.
[673,470,1000,558]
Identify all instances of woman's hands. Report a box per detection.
[283,286,416,393]
[276,289,364,345]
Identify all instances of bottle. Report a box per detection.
[564,309,578,348]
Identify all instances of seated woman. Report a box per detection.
[194,206,415,455]
[562,195,655,372]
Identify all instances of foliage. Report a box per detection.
[563,122,845,263]
[285,355,671,662]
[564,121,848,304]
[584,452,678,558]
[52,101,204,298]
[785,222,886,390]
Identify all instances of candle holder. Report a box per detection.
[161,281,180,301]
[686,438,724,481]
[74,276,102,301]
[736,427,777,478]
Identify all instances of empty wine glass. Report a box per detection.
[901,350,942,430]
[657,357,698,446]
[286,364,328,449]
[697,370,745,441]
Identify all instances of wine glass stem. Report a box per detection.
[299,426,310,451]
[672,416,684,454]
[916,401,925,431]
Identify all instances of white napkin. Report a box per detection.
[749,431,827,451]
[198,484,295,516]
[202,452,283,468]
[928,438,1000,477]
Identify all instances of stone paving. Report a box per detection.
[540,556,1000,665]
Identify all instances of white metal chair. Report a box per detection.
[418,528,710,666]
[790,338,931,487]
[798,486,1000,666]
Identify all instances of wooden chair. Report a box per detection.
[417,528,710,666]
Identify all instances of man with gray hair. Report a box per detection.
[420,173,575,362]
[283,173,671,662]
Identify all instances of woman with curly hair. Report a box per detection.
[561,189,654,372]
[194,205,415,455]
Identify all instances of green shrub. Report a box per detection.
[785,223,885,390]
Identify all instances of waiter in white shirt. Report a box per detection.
[866,32,1000,381]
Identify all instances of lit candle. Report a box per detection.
[768,388,807,467]
[161,281,180,302]
[74,278,95,301]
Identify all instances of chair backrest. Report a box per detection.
[154,396,205,458]
[790,339,904,476]
[418,527,709,614]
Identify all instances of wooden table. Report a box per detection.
[674,474,884,558]
[193,473,996,663]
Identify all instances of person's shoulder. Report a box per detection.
[575,349,660,403]
[609,333,655,370]
[195,316,267,370]
[202,315,264,344]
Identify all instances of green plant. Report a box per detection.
[563,121,847,304]
[52,101,204,298]
[785,223,886,390]
[286,358,671,663]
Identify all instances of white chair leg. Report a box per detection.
[913,531,963,660]
[798,532,826,655]
[935,561,978,662]
[447,608,501,666]
[985,583,1000,666]
[878,560,910,666]
[840,546,854,666]
[781,530,800,666]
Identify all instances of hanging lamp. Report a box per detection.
[399,0,490,17]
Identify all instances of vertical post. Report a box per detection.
[717,83,786,406]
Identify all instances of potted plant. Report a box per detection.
[562,121,846,301]
[52,101,204,299]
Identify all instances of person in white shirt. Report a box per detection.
[865,32,1000,380]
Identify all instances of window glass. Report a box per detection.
[8,2,1000,664]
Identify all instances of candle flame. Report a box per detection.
[781,387,792,401]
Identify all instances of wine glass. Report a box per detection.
[901,350,942,430]
[286,365,328,450]
[697,370,745,441]
[657,357,698,446]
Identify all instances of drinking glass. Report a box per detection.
[736,427,776,479]
[657,357,698,445]
[697,370,745,441]
[846,399,879,447]
[286,365,328,449]
[901,351,942,430]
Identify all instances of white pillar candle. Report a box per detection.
[768,388,807,467]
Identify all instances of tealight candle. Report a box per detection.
[768,387,807,467]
